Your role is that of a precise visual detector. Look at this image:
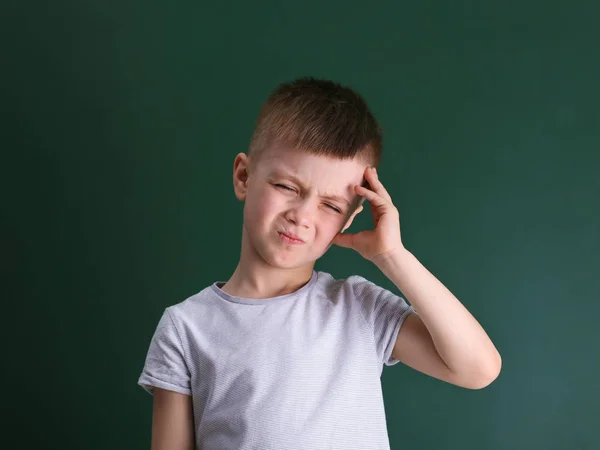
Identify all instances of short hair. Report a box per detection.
[248,77,383,169]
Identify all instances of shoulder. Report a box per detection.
[315,270,383,290]
[315,270,412,316]
[313,270,389,301]
[161,284,219,325]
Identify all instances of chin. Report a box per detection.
[259,245,315,270]
[265,251,311,270]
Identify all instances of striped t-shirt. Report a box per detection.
[138,270,415,450]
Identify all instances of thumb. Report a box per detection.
[333,231,355,249]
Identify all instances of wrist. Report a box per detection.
[371,246,411,270]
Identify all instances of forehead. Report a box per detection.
[257,147,368,188]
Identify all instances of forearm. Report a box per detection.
[374,248,501,378]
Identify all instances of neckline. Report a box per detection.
[210,270,319,305]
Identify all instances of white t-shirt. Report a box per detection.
[138,270,415,450]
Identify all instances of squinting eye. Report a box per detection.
[275,184,295,192]
[326,204,342,213]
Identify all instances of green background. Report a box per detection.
[3,1,599,449]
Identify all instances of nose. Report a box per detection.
[285,200,315,228]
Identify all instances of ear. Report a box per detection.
[233,152,250,201]
[340,204,364,233]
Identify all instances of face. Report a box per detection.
[233,147,369,270]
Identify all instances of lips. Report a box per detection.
[279,231,305,243]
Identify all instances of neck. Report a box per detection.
[220,225,314,299]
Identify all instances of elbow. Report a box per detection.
[466,351,502,390]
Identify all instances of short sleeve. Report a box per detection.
[351,276,416,367]
[137,308,192,396]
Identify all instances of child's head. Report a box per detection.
[232,77,383,271]
[247,77,382,171]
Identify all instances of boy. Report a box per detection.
[138,77,501,450]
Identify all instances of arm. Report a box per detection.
[333,166,501,389]
[376,248,502,389]
[151,388,195,450]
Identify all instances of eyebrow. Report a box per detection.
[268,170,351,206]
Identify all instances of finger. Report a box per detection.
[355,185,390,207]
[332,231,355,248]
[366,167,393,202]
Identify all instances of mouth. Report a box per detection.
[278,231,305,245]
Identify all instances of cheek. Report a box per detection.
[246,189,279,223]
[318,217,345,238]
